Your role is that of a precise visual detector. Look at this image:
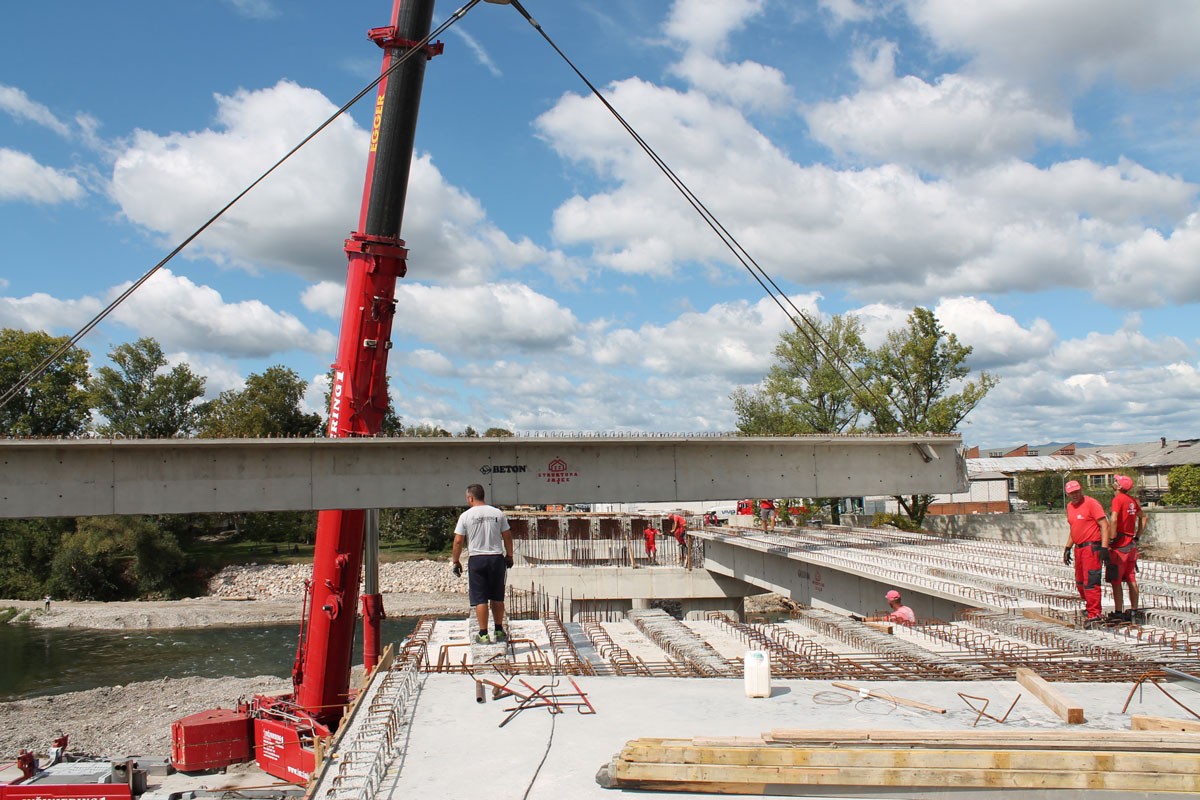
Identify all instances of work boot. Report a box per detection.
[493,628,507,643]
[1083,617,1104,630]
[1106,610,1125,623]
[475,631,490,644]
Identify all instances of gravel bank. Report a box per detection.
[0,676,291,758]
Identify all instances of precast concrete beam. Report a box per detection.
[0,434,964,518]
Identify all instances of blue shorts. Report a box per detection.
[468,554,507,605]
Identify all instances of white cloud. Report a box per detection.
[451,28,502,78]
[664,0,765,55]
[819,0,880,25]
[668,52,791,113]
[930,297,1056,370]
[0,85,70,136]
[906,0,1200,90]
[806,72,1077,170]
[0,291,101,331]
[223,0,278,20]
[107,269,335,358]
[0,148,85,204]
[110,81,559,286]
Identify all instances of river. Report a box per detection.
[0,617,419,701]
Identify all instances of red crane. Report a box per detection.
[171,0,440,784]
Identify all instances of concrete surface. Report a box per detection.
[0,435,964,518]
[384,673,1197,799]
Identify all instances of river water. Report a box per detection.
[0,618,418,701]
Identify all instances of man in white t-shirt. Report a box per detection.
[451,483,514,644]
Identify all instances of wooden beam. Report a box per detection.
[1015,667,1084,723]
[1131,714,1200,732]
[863,621,893,634]
[1021,608,1070,626]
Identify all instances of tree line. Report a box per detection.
[731,307,997,525]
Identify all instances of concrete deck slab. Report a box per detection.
[384,674,1195,799]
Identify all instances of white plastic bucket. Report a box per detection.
[744,650,771,698]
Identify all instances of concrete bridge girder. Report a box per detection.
[0,435,964,519]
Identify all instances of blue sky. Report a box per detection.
[2,0,1199,447]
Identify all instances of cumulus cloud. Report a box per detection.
[0,291,101,332]
[109,81,557,285]
[664,0,765,54]
[106,269,335,358]
[806,72,1077,170]
[668,52,791,113]
[906,0,1200,90]
[0,148,85,204]
[538,77,1199,306]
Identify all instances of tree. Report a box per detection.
[405,423,451,437]
[0,328,91,436]
[0,518,69,598]
[47,519,128,600]
[1165,465,1200,507]
[483,427,514,437]
[200,365,322,437]
[731,314,871,523]
[91,337,206,437]
[863,307,998,525]
[732,314,870,435]
[382,507,458,552]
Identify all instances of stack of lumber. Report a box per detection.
[596,728,1200,795]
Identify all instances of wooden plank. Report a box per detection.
[617,742,1200,774]
[829,681,946,714]
[1132,715,1200,732]
[606,760,1200,793]
[863,621,893,634]
[1022,607,1070,626]
[1015,667,1084,723]
[763,729,1200,750]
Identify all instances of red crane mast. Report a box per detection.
[171,0,440,784]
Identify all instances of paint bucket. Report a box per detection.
[744,650,771,698]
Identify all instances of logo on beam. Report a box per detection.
[538,457,579,485]
[479,464,527,475]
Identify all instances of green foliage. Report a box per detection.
[231,511,318,543]
[48,521,128,600]
[483,427,514,437]
[321,368,404,436]
[91,337,206,437]
[383,507,458,552]
[0,328,91,436]
[871,512,923,532]
[200,365,322,437]
[1017,472,1070,510]
[863,307,997,436]
[405,423,451,437]
[1165,465,1200,507]
[733,313,869,435]
[0,518,69,598]
[131,525,188,597]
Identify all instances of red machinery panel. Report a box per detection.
[0,788,131,800]
[169,708,253,772]
[254,717,316,786]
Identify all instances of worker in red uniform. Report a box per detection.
[1062,479,1111,625]
[642,521,659,564]
[884,589,915,625]
[759,498,777,532]
[1109,474,1145,620]
[665,513,689,568]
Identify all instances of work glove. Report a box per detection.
[452,562,463,577]
[1098,547,1109,562]
[1062,546,1072,566]
[504,555,514,569]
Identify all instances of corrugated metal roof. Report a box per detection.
[1124,439,1200,468]
[966,452,1129,476]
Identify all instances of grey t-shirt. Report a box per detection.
[454,503,510,556]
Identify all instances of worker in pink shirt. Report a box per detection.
[1108,474,1145,620]
[1062,479,1111,625]
[884,589,915,625]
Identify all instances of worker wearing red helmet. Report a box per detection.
[1108,474,1145,620]
[1062,479,1111,625]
